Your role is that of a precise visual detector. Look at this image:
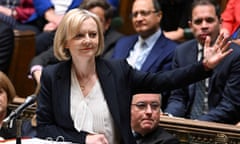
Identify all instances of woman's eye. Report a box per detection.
[89,32,97,38]
[74,33,84,39]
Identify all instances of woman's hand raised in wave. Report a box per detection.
[202,33,233,70]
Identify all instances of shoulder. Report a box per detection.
[96,57,130,70]
[174,39,197,52]
[160,34,178,46]
[142,127,179,144]
[225,42,240,61]
[42,60,70,78]
[116,34,138,43]
[178,39,197,48]
[158,34,178,51]
[153,127,179,143]
[106,28,124,38]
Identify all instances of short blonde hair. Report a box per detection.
[0,71,16,104]
[54,8,104,60]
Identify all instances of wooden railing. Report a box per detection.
[160,115,240,144]
[8,98,240,144]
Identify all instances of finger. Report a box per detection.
[102,138,109,144]
[221,48,233,58]
[204,36,211,49]
[217,37,228,51]
[215,33,224,46]
[221,41,231,53]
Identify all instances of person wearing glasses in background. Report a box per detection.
[112,0,177,110]
[131,93,179,144]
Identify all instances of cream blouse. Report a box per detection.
[70,68,119,144]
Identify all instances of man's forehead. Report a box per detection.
[192,5,216,17]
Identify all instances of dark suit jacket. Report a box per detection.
[0,22,14,73]
[112,33,177,73]
[136,127,179,144]
[36,58,210,144]
[102,27,124,59]
[165,39,240,124]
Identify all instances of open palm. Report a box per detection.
[203,33,233,69]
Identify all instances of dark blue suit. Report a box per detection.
[36,58,210,144]
[112,33,177,109]
[112,34,177,73]
[165,39,240,124]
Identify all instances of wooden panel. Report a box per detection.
[8,100,240,143]
[160,115,240,143]
[117,0,135,35]
[8,30,36,98]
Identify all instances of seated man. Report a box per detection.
[112,0,177,109]
[131,93,179,144]
[165,0,240,124]
[0,22,14,74]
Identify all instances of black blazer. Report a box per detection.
[136,127,179,144]
[36,57,210,144]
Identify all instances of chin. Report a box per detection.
[142,123,154,130]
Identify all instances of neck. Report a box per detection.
[72,57,96,77]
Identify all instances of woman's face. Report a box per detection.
[66,18,99,59]
[0,88,8,116]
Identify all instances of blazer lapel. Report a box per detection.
[121,36,138,58]
[140,34,169,71]
[96,59,121,127]
[55,61,73,124]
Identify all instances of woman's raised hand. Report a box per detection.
[203,33,233,70]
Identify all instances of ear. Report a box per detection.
[188,20,193,31]
[156,11,162,21]
[104,19,111,32]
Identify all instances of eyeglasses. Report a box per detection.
[132,102,160,111]
[131,10,157,18]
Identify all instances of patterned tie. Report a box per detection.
[190,80,207,119]
[190,46,208,119]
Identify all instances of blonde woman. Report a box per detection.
[36,8,232,144]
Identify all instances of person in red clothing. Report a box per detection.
[220,0,240,45]
[0,0,41,34]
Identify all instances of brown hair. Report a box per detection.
[0,71,16,104]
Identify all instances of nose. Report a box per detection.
[134,13,144,21]
[82,34,91,44]
[201,20,209,28]
[136,15,143,21]
[145,104,153,114]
